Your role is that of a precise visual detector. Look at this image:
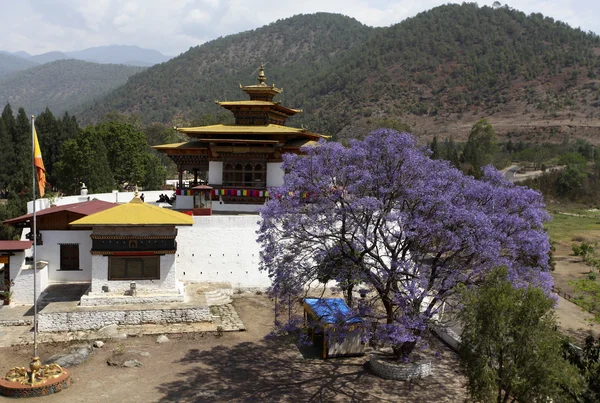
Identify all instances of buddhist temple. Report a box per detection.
[153,64,328,211]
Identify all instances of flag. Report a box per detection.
[33,127,47,198]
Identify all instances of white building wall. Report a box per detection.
[24,230,93,283]
[10,253,48,305]
[176,215,271,288]
[266,162,284,187]
[175,195,194,210]
[208,161,223,185]
[90,254,179,294]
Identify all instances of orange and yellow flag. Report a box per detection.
[33,127,47,197]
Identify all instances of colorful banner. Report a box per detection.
[211,189,270,197]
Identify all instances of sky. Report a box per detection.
[1,0,598,57]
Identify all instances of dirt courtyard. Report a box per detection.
[0,294,467,402]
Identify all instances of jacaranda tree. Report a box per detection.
[258,129,552,360]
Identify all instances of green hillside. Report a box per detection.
[0,60,145,116]
[0,52,38,79]
[77,5,600,143]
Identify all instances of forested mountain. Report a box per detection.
[0,52,38,80]
[64,45,170,66]
[0,60,145,116]
[29,51,69,64]
[78,5,600,143]
[77,13,373,126]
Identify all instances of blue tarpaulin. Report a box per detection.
[303,297,361,325]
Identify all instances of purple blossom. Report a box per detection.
[258,129,552,359]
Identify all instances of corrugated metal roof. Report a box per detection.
[3,199,118,225]
[0,241,33,251]
[70,195,194,226]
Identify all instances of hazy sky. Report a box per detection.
[1,0,598,57]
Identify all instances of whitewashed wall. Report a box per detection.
[208,161,223,185]
[27,230,93,283]
[267,162,284,187]
[89,254,179,294]
[175,195,194,210]
[89,226,180,295]
[10,253,48,305]
[176,215,271,288]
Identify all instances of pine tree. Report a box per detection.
[430,136,440,160]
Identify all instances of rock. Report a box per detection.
[45,344,93,368]
[107,353,144,368]
[123,360,142,368]
[93,340,104,348]
[98,324,118,337]
[156,335,169,344]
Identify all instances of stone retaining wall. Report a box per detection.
[79,294,184,306]
[38,307,212,332]
[369,353,432,380]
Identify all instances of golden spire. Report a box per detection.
[258,63,266,85]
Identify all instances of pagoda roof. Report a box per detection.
[153,141,208,151]
[154,137,320,153]
[216,100,301,116]
[70,195,194,226]
[176,124,327,139]
[240,63,283,98]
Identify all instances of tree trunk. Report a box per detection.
[344,284,354,308]
[393,340,417,360]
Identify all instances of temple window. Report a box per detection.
[222,161,267,188]
[108,256,160,280]
[59,244,80,271]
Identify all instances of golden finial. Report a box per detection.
[258,63,266,85]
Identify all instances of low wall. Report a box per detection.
[429,323,461,351]
[38,307,212,332]
[369,353,432,380]
[79,294,184,306]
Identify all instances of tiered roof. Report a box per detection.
[153,64,327,157]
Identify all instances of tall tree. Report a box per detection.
[458,267,583,402]
[462,118,498,177]
[93,121,151,187]
[11,108,32,194]
[430,135,440,160]
[54,128,115,194]
[259,129,552,360]
[0,119,14,190]
[36,108,64,184]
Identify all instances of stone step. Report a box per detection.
[204,290,232,306]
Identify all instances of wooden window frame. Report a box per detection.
[108,256,160,281]
[222,160,267,188]
[59,244,80,271]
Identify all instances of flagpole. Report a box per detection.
[31,115,38,358]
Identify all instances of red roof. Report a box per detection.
[3,199,118,225]
[0,241,33,251]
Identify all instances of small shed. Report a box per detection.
[303,297,364,359]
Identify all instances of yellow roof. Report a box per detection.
[176,124,328,139]
[217,100,301,114]
[152,141,208,150]
[70,196,194,226]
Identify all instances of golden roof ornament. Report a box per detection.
[258,63,266,86]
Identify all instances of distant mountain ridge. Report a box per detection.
[75,5,600,145]
[0,45,169,77]
[0,52,38,79]
[0,60,145,116]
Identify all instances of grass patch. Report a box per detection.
[545,211,600,242]
[569,278,600,323]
